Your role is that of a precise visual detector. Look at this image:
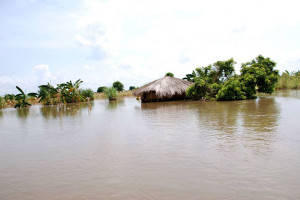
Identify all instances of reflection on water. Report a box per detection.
[40,102,94,119]
[241,98,279,132]
[106,98,125,110]
[16,107,30,119]
[0,91,300,200]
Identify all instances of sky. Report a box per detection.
[1,0,300,95]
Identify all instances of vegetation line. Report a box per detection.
[0,55,299,109]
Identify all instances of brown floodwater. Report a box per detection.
[0,90,300,200]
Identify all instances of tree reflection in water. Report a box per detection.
[240,97,280,151]
[16,108,30,119]
[40,102,94,119]
[106,98,125,110]
[192,97,280,152]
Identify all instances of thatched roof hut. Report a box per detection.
[133,76,193,103]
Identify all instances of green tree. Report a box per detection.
[241,55,279,94]
[185,56,278,101]
[165,72,174,77]
[213,58,236,82]
[186,79,209,100]
[129,86,136,91]
[97,86,107,93]
[185,58,236,100]
[113,81,124,91]
[216,77,246,100]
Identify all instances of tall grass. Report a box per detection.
[276,71,300,89]
[94,90,133,100]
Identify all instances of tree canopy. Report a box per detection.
[165,72,174,77]
[113,81,124,91]
[185,55,279,101]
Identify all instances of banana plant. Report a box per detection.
[38,83,58,105]
[57,79,85,103]
[183,70,196,82]
[14,86,38,108]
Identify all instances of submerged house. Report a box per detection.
[133,76,193,103]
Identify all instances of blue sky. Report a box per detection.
[1,0,300,95]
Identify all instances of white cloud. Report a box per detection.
[75,34,93,46]
[72,0,300,83]
[1,0,300,94]
[83,65,95,70]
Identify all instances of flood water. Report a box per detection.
[0,90,300,200]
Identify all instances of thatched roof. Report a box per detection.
[133,76,193,98]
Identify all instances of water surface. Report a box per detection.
[0,90,300,200]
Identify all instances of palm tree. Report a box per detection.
[14,86,37,108]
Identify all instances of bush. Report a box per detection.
[165,72,174,77]
[216,77,246,100]
[186,79,209,100]
[241,55,279,94]
[129,86,136,91]
[185,55,279,101]
[80,88,94,100]
[97,86,107,93]
[104,87,118,101]
[113,81,124,91]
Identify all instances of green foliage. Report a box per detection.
[213,58,236,82]
[241,55,279,94]
[185,56,279,101]
[4,94,15,101]
[38,79,89,105]
[14,86,37,108]
[183,70,196,82]
[38,83,59,105]
[113,81,124,91]
[129,86,136,91]
[80,88,94,100]
[276,70,300,89]
[104,87,118,101]
[165,72,174,77]
[0,97,5,109]
[97,86,107,93]
[186,79,209,100]
[185,58,236,100]
[57,79,84,103]
[216,77,246,100]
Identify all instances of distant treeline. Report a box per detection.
[0,79,135,109]
[1,55,299,109]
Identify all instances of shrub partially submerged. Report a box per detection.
[80,88,94,100]
[185,55,279,101]
[104,87,118,101]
